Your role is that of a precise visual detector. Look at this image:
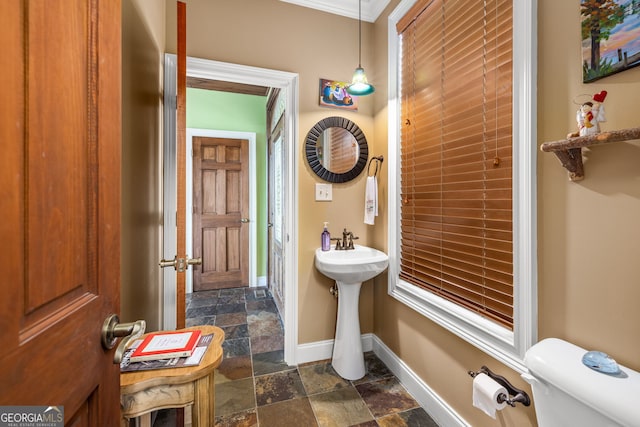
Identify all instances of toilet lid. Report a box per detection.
[525,338,640,427]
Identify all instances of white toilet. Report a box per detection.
[522,338,640,427]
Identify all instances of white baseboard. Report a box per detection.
[248,277,267,288]
[296,334,374,365]
[296,334,469,427]
[371,335,470,427]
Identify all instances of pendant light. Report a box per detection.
[346,0,375,96]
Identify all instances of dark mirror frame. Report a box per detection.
[305,116,369,183]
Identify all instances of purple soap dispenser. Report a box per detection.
[321,222,331,251]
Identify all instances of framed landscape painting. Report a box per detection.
[582,0,640,82]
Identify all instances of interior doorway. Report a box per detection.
[163,55,299,365]
[186,129,258,293]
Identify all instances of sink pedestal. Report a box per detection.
[332,280,365,380]
[314,245,389,381]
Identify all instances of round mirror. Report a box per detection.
[305,117,368,183]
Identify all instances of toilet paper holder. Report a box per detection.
[468,366,531,407]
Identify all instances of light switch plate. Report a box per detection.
[315,183,332,201]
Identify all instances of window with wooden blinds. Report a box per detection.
[398,0,514,329]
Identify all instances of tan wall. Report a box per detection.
[536,1,640,360]
[166,0,380,342]
[121,0,166,331]
[371,0,640,426]
[160,0,640,425]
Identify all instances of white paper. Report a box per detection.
[184,346,207,365]
[472,373,507,419]
[143,332,193,353]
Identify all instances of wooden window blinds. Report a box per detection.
[397,0,514,329]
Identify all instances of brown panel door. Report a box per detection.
[0,0,122,424]
[192,137,250,291]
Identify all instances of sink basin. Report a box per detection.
[314,244,389,380]
[315,245,389,284]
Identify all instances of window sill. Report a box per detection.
[389,278,527,373]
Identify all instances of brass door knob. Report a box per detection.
[159,256,178,269]
[101,314,146,364]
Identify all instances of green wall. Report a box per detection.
[186,88,268,279]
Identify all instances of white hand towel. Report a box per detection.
[364,176,378,225]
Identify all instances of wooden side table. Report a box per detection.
[120,325,225,427]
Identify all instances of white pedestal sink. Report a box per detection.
[315,245,389,380]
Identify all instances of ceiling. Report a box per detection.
[279,0,390,23]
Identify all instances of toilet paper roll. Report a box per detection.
[472,373,508,419]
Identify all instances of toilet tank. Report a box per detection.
[523,338,640,427]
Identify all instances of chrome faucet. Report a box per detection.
[332,228,359,250]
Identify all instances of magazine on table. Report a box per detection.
[129,329,202,362]
[120,333,214,372]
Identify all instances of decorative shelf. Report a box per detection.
[540,127,640,181]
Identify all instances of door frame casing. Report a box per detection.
[163,54,178,330]
[186,129,257,293]
[163,54,299,366]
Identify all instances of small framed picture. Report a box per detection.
[582,1,640,82]
[319,79,358,111]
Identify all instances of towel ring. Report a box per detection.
[367,155,384,177]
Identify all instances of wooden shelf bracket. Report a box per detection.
[540,127,640,181]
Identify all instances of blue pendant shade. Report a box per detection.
[346,0,375,96]
[347,67,375,95]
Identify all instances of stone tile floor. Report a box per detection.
[153,287,438,427]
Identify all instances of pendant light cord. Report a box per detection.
[346,0,374,95]
[358,0,362,67]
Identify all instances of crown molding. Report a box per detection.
[279,0,390,22]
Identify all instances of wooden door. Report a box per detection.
[192,137,250,291]
[0,1,122,425]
